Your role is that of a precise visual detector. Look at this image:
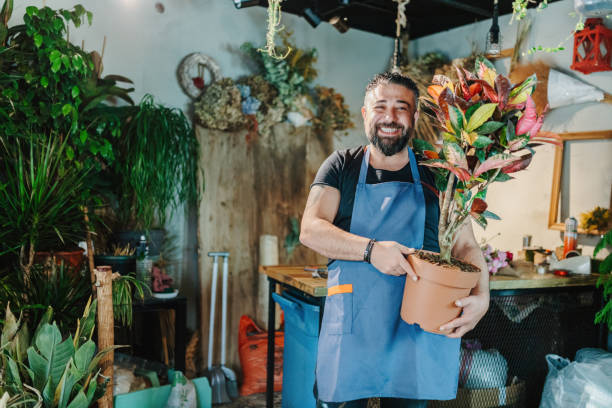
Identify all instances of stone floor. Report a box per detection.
[218,394,381,408]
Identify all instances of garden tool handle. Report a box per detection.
[220,254,229,366]
[207,254,219,369]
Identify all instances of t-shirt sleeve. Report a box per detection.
[311,150,344,190]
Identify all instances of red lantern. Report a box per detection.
[571,18,612,74]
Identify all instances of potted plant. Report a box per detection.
[594,230,612,331]
[0,136,90,278]
[0,299,118,407]
[104,95,199,253]
[401,58,560,333]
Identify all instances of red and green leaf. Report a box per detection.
[501,153,533,173]
[421,159,471,182]
[474,153,520,177]
[443,141,468,169]
[495,74,511,110]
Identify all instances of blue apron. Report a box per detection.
[316,146,460,402]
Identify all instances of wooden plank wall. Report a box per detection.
[197,123,330,375]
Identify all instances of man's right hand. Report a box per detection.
[370,241,418,280]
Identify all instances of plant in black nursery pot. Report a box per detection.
[105,94,200,252]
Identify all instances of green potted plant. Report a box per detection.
[0,136,90,278]
[0,299,118,408]
[401,58,560,333]
[105,94,199,253]
[594,230,612,331]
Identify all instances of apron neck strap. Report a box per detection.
[359,145,421,185]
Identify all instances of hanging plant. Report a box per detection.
[259,0,291,60]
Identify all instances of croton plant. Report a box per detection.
[414,58,560,265]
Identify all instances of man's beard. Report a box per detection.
[367,121,413,156]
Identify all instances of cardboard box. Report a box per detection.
[430,380,525,408]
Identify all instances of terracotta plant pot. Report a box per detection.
[400,251,480,335]
[34,248,85,272]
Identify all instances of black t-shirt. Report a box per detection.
[311,146,441,252]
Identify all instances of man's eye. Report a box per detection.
[374,106,385,110]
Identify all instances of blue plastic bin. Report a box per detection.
[272,291,320,408]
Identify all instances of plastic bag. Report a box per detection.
[238,315,283,396]
[459,340,508,389]
[164,371,196,408]
[539,348,612,408]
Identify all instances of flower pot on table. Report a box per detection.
[401,251,480,334]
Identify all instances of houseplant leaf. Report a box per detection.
[466,103,497,132]
[475,121,504,135]
[502,153,533,173]
[474,154,520,177]
[443,142,468,170]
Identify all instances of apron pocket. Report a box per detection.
[323,284,353,335]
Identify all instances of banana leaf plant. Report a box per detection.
[414,58,561,264]
[0,298,118,408]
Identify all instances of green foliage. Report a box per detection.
[0,136,89,258]
[0,299,112,408]
[0,261,91,335]
[0,1,134,192]
[594,230,612,330]
[111,95,199,229]
[284,217,301,258]
[242,36,317,109]
[112,273,149,327]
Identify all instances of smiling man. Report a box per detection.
[300,72,489,407]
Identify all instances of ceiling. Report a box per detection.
[236,0,563,39]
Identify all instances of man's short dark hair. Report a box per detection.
[365,72,419,102]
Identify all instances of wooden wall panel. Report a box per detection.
[197,123,330,375]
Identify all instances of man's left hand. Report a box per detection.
[439,293,490,338]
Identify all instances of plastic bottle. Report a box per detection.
[136,235,153,283]
[563,217,577,259]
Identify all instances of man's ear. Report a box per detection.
[413,110,419,125]
[361,106,366,120]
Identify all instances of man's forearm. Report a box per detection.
[300,218,370,261]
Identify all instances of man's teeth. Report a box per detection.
[380,127,399,133]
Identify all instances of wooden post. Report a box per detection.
[95,266,114,408]
[83,206,96,292]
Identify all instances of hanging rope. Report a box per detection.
[392,0,411,71]
[258,0,291,60]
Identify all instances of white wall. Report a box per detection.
[12,0,393,328]
[410,0,612,257]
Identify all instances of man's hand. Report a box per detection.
[370,241,418,280]
[439,293,490,338]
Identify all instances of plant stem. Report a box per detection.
[438,173,456,263]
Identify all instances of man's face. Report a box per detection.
[361,83,418,157]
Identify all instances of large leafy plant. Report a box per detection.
[594,230,612,330]
[0,1,133,168]
[109,95,199,229]
[414,58,559,264]
[0,136,89,275]
[0,299,115,408]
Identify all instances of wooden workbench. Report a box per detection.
[259,264,601,296]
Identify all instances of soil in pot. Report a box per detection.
[401,250,481,335]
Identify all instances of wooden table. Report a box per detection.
[260,265,603,408]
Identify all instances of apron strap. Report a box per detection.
[359,145,422,185]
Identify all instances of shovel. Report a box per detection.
[205,252,238,404]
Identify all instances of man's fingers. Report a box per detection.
[399,256,418,281]
[398,245,416,255]
[439,315,468,333]
[454,296,473,308]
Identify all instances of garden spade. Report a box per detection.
[204,252,238,404]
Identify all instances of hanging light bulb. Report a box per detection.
[485,0,502,56]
